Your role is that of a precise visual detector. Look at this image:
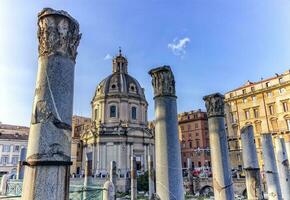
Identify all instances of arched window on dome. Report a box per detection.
[110,105,117,118]
[131,106,137,120]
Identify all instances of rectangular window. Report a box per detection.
[251,87,255,92]
[266,82,270,87]
[187,124,191,131]
[242,89,246,94]
[11,156,18,165]
[2,145,10,152]
[269,105,274,115]
[110,105,116,118]
[287,119,290,131]
[243,98,247,103]
[283,102,288,112]
[279,88,286,94]
[245,110,250,120]
[253,108,259,118]
[195,123,198,129]
[196,139,200,148]
[189,141,192,148]
[1,156,9,164]
[131,107,137,120]
[13,145,19,152]
[252,96,256,101]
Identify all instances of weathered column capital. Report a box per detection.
[203,93,225,118]
[38,8,81,61]
[148,66,176,97]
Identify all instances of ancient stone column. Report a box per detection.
[110,161,117,199]
[203,93,234,200]
[149,66,184,200]
[284,135,290,164]
[148,155,155,199]
[240,125,263,200]
[84,154,92,187]
[103,181,115,200]
[261,133,282,200]
[16,147,27,179]
[21,8,81,200]
[131,156,137,200]
[187,158,194,195]
[274,137,290,200]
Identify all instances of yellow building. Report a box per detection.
[224,70,290,169]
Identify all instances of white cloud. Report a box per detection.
[168,37,190,56]
[104,54,112,60]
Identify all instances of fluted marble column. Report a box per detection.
[22,8,81,200]
[274,137,290,200]
[240,125,263,200]
[261,133,282,200]
[203,93,234,200]
[149,66,184,200]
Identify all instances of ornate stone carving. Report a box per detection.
[203,93,225,117]
[148,66,176,97]
[38,8,81,61]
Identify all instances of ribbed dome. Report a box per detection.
[92,50,146,101]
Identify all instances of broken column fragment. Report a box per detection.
[203,93,234,200]
[274,137,290,200]
[240,125,263,200]
[261,133,282,200]
[21,8,81,200]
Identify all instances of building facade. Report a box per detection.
[71,115,91,175]
[224,70,290,169]
[178,110,211,169]
[0,123,29,174]
[80,50,154,179]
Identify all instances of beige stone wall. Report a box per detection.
[225,69,290,169]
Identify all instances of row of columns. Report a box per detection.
[204,93,290,200]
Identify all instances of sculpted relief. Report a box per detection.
[38,8,81,61]
[149,66,176,97]
[203,93,225,117]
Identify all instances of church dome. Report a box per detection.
[92,50,146,102]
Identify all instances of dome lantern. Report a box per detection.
[112,48,128,74]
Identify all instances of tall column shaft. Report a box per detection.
[274,137,290,200]
[240,125,263,200]
[261,134,282,200]
[148,155,155,199]
[110,161,117,199]
[149,66,184,200]
[203,93,234,200]
[22,8,81,200]
[131,156,137,200]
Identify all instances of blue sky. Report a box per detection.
[1,0,290,126]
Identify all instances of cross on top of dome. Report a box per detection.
[112,47,128,74]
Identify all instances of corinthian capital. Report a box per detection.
[203,93,225,118]
[148,66,176,97]
[37,8,81,61]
